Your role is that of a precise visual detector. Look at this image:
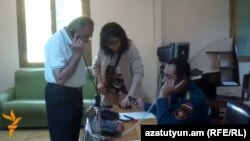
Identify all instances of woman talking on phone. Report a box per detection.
[92,22,145,108]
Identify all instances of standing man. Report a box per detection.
[44,16,94,141]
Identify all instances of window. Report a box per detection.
[17,0,91,67]
[231,0,250,61]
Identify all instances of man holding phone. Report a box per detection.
[44,16,94,141]
[135,58,210,124]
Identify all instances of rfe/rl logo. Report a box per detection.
[2,110,22,138]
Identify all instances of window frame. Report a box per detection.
[16,0,91,68]
[230,0,250,62]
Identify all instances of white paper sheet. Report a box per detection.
[119,112,156,120]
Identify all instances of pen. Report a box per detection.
[123,115,138,122]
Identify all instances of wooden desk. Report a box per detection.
[111,105,157,141]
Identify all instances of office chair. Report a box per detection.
[207,72,250,124]
[241,72,250,101]
[223,101,250,124]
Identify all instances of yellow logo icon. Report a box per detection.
[2,110,22,138]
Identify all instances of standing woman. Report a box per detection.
[92,22,145,108]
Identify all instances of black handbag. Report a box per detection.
[105,54,121,78]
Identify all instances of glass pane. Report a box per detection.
[25,0,51,63]
[56,0,82,31]
[237,0,250,57]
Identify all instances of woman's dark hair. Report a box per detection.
[100,22,130,55]
[168,58,190,80]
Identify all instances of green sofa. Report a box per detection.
[0,68,96,129]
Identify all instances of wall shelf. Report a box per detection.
[205,46,240,86]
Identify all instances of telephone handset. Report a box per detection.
[69,29,80,41]
[175,75,187,85]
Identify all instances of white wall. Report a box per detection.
[161,0,250,85]
[0,0,19,92]
[90,0,159,102]
[162,0,230,61]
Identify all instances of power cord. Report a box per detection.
[121,97,157,136]
[82,55,104,141]
[82,55,105,107]
[121,65,162,136]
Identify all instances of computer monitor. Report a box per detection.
[157,42,189,63]
[157,44,175,63]
[174,42,189,61]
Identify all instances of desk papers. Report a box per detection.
[119,112,156,120]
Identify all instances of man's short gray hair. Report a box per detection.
[67,16,94,31]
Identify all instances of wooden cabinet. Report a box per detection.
[206,45,240,86]
[204,45,242,124]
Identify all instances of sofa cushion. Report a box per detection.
[3,100,47,117]
[2,100,48,127]
[82,67,97,99]
[15,68,96,100]
[2,99,94,127]
[15,68,46,99]
[0,68,97,128]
